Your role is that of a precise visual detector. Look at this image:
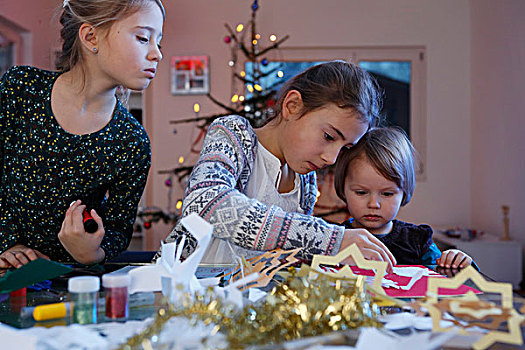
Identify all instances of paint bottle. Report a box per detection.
[68,276,100,324]
[10,287,27,313]
[102,273,130,320]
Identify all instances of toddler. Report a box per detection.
[334,127,474,269]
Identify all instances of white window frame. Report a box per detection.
[266,46,427,180]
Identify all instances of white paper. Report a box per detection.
[128,213,213,295]
[248,288,268,302]
[392,266,438,277]
[382,266,431,290]
[355,327,456,350]
[129,264,163,294]
[379,312,454,331]
[0,324,37,349]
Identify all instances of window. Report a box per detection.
[0,34,14,77]
[245,47,427,178]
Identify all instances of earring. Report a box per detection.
[93,47,98,53]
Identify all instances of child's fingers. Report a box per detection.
[458,255,472,268]
[450,253,463,268]
[90,209,105,235]
[14,251,31,265]
[21,248,39,262]
[0,257,11,269]
[90,209,103,227]
[1,252,24,268]
[66,200,83,226]
[437,251,446,267]
[90,209,106,238]
[358,229,397,270]
[71,204,86,232]
[67,199,81,215]
[36,251,50,260]
[439,250,455,267]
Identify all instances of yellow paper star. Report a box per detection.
[423,265,524,350]
[310,243,387,295]
[230,248,302,290]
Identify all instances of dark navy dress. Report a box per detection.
[0,66,151,262]
[342,219,441,265]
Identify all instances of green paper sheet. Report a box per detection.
[0,258,73,294]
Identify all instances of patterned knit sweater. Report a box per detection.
[161,115,345,262]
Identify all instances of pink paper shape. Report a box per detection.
[320,264,481,298]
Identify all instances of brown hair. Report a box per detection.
[269,60,383,126]
[56,0,165,72]
[334,127,417,206]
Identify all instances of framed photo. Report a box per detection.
[171,55,209,95]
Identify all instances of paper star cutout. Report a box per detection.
[423,265,525,350]
[229,248,301,291]
[310,243,387,295]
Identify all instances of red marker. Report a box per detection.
[83,209,98,233]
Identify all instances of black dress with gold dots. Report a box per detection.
[0,66,151,262]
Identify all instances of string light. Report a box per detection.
[247,84,254,93]
[228,60,235,67]
[277,71,284,78]
[239,95,245,102]
[178,156,184,164]
[240,71,246,77]
[255,34,261,40]
[254,84,262,91]
[231,94,239,103]
[269,34,277,42]
[252,39,258,45]
[176,201,183,210]
[236,24,244,32]
[193,103,200,113]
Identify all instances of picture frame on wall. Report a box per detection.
[171,55,209,95]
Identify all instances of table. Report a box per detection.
[1,263,524,349]
[0,262,159,329]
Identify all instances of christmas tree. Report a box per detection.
[136,0,289,230]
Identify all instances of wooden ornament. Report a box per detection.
[228,248,301,291]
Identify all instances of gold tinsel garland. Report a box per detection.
[117,272,384,349]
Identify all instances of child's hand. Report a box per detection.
[341,228,397,273]
[0,244,49,269]
[58,200,105,265]
[437,249,472,269]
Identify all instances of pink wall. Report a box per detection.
[3,0,521,251]
[148,0,473,248]
[0,0,60,69]
[470,0,525,242]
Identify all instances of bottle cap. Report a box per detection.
[102,273,131,288]
[68,276,100,293]
[10,287,27,297]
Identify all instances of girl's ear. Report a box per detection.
[78,23,99,53]
[282,90,304,120]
